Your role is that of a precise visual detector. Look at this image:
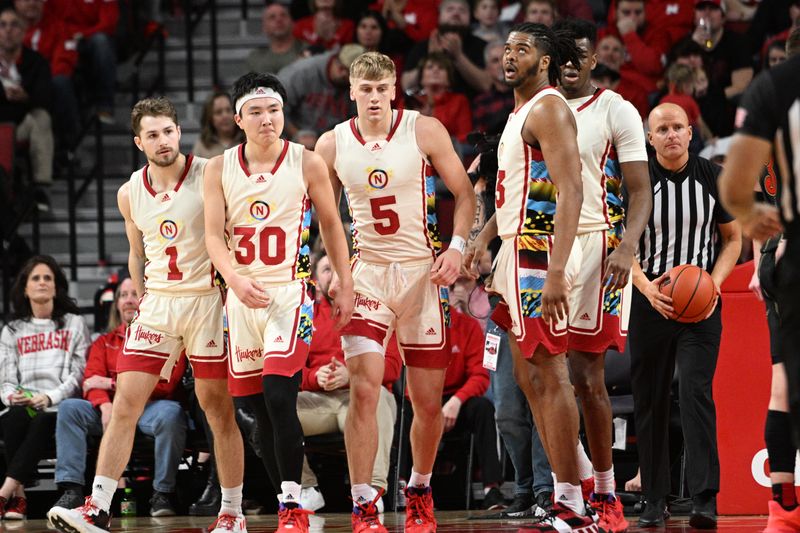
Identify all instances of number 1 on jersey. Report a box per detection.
[165,246,183,280]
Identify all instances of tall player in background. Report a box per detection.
[204,72,354,533]
[554,18,651,533]
[48,98,246,533]
[466,24,597,533]
[315,52,475,533]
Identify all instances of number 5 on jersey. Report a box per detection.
[370,195,399,235]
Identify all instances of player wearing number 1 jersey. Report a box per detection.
[315,52,475,533]
[204,73,354,533]
[49,98,247,533]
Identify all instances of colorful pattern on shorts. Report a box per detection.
[517,240,549,319]
[602,223,625,317]
[297,300,313,345]
[439,286,451,328]
[425,172,442,253]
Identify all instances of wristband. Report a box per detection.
[449,236,466,254]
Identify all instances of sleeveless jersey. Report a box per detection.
[567,88,648,234]
[333,109,440,264]
[128,155,216,294]
[496,87,567,242]
[221,141,311,284]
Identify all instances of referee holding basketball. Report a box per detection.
[630,103,741,529]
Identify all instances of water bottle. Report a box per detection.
[120,488,137,517]
[698,17,713,49]
[397,479,407,510]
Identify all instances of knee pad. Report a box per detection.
[765,410,797,473]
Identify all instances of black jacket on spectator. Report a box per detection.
[0,47,52,125]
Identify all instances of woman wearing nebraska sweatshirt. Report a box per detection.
[0,255,89,520]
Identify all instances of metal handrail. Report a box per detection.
[184,0,219,102]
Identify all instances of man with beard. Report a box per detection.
[277,43,364,138]
[401,0,490,96]
[466,23,596,533]
[554,18,651,533]
[48,97,247,533]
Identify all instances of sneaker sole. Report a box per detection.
[688,514,717,530]
[150,508,177,517]
[47,509,109,533]
[4,512,26,520]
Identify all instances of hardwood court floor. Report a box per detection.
[0,511,769,532]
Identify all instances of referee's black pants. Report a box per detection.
[628,288,721,502]
[777,237,800,445]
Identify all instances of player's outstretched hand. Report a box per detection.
[604,246,633,293]
[643,272,674,319]
[330,280,354,329]
[431,248,461,286]
[541,271,569,325]
[462,242,484,280]
[230,275,271,309]
[740,203,783,242]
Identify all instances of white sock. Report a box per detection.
[594,467,615,495]
[576,441,594,481]
[89,476,117,512]
[281,481,302,506]
[351,483,378,504]
[554,482,584,515]
[220,484,243,516]
[408,470,432,488]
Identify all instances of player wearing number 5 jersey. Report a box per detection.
[315,52,475,533]
[49,98,248,533]
[204,72,354,533]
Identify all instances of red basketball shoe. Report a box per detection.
[405,486,436,533]
[764,500,800,532]
[589,493,628,533]
[352,490,387,533]
[519,503,599,533]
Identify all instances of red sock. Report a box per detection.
[772,482,798,511]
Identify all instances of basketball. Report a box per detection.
[659,264,717,323]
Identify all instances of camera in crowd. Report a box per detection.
[466,131,500,184]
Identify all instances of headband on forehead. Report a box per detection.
[235,87,284,115]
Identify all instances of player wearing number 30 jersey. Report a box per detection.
[315,52,475,533]
[204,72,354,533]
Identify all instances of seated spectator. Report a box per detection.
[472,0,510,43]
[523,0,557,25]
[51,276,188,517]
[675,0,753,136]
[757,2,799,63]
[296,252,401,511]
[402,0,490,97]
[14,0,78,144]
[472,41,514,136]
[398,305,505,510]
[595,33,650,117]
[765,39,788,69]
[294,0,355,51]
[246,3,306,75]
[355,10,388,52]
[408,52,472,144]
[591,63,621,90]
[0,255,89,520]
[278,43,364,138]
[0,5,53,188]
[605,0,695,48]
[659,62,714,142]
[373,0,439,44]
[499,0,593,23]
[60,0,119,124]
[192,91,243,159]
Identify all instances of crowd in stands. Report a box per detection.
[1,0,799,520]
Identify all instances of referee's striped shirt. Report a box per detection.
[639,154,734,278]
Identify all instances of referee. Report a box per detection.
[719,30,800,436]
[630,103,742,529]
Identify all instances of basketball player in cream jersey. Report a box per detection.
[554,19,651,533]
[48,98,247,533]
[467,24,600,533]
[204,73,354,533]
[315,52,475,533]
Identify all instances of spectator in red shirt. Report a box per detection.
[294,0,355,51]
[595,33,650,117]
[659,62,714,142]
[51,277,187,517]
[296,253,402,512]
[409,52,472,144]
[472,41,515,136]
[373,0,440,43]
[398,304,505,510]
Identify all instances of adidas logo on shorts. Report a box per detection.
[206,339,217,348]
[274,335,284,343]
[425,327,436,336]
[580,313,591,321]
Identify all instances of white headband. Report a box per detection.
[235,87,284,115]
